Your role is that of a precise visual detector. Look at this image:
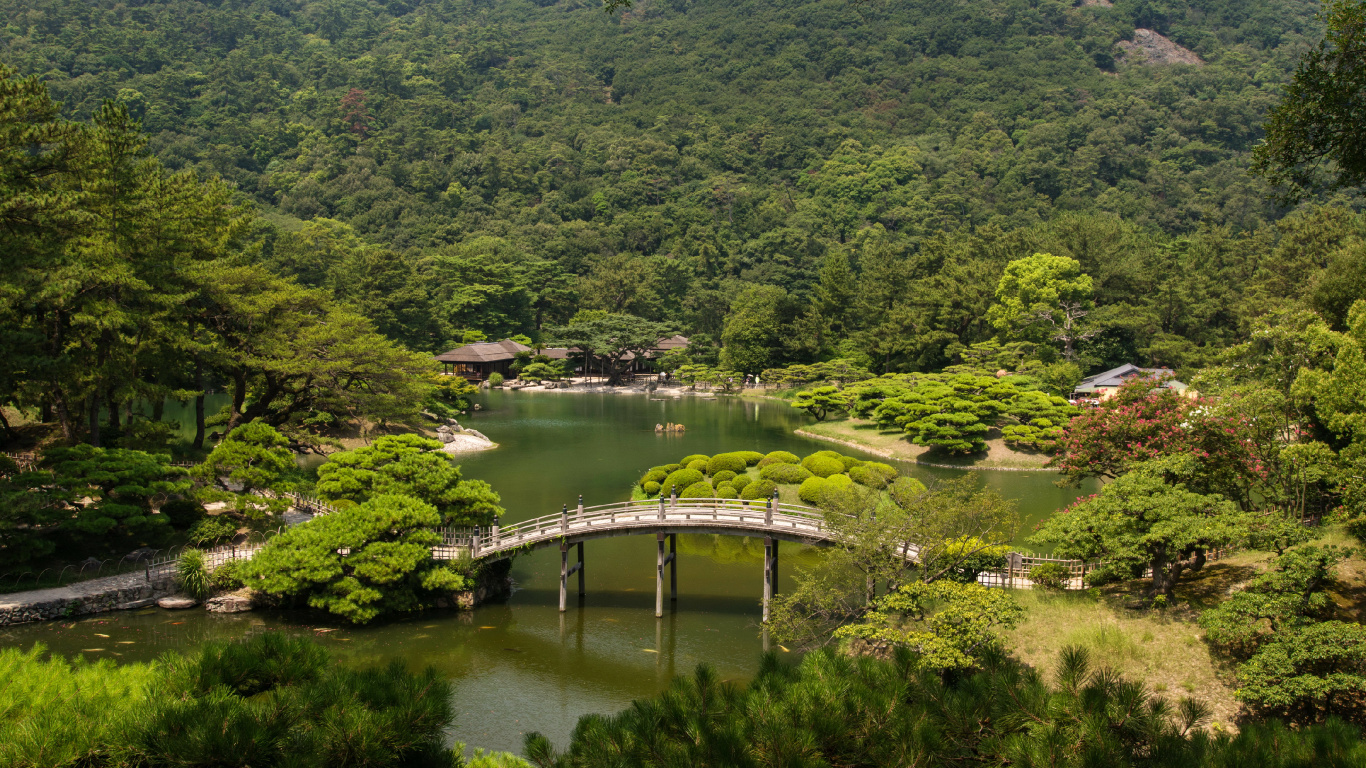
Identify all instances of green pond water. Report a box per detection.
[0,391,1095,754]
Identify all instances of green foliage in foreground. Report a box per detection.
[0,633,528,768]
[1201,545,1366,725]
[249,494,469,623]
[524,646,1366,768]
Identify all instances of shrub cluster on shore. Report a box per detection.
[635,449,910,506]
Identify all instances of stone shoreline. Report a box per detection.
[0,569,179,626]
[794,429,1058,472]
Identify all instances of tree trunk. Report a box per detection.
[88,394,101,447]
[226,370,247,433]
[107,390,121,432]
[54,393,75,444]
[193,358,206,449]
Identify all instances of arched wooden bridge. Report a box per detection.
[431,496,921,621]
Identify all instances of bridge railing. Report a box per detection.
[433,498,829,558]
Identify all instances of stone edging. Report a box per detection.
[793,429,1058,473]
[0,570,179,626]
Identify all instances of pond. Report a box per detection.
[0,391,1095,754]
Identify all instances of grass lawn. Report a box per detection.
[798,416,1053,470]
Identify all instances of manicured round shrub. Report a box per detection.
[686,459,709,473]
[643,481,662,496]
[798,476,828,505]
[160,498,206,529]
[821,474,856,506]
[680,480,715,499]
[838,455,865,471]
[849,462,898,488]
[680,454,710,466]
[640,469,668,488]
[706,453,747,475]
[739,479,777,501]
[758,450,800,467]
[803,450,843,462]
[717,485,739,499]
[712,470,738,485]
[802,455,845,478]
[731,475,752,492]
[1029,562,1069,590]
[662,468,704,496]
[760,463,813,484]
[664,463,683,473]
[735,451,765,466]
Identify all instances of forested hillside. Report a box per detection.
[1,0,1355,373]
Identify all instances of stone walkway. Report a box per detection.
[0,568,177,626]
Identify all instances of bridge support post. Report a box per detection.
[762,536,778,623]
[669,533,677,602]
[559,540,569,613]
[577,541,585,597]
[656,533,666,618]
[561,504,569,534]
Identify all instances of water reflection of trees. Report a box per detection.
[677,534,824,567]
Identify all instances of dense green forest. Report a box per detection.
[2,0,1359,374]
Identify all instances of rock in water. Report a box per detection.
[205,593,254,613]
[157,596,198,610]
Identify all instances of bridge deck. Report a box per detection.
[433,498,858,560]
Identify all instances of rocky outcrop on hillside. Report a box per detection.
[1117,28,1203,66]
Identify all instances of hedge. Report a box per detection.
[757,451,800,468]
[712,470,738,485]
[717,485,739,499]
[680,480,715,499]
[761,463,813,484]
[643,481,662,496]
[804,450,843,462]
[680,454,710,466]
[731,475,752,492]
[664,463,683,473]
[706,453,747,475]
[837,455,865,471]
[798,476,828,505]
[849,462,898,488]
[735,451,765,466]
[640,469,668,488]
[686,459,708,473]
[662,468,705,495]
[740,479,777,500]
[801,455,845,478]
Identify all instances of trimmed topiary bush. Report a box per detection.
[640,469,668,488]
[735,451,765,466]
[837,455,865,471]
[160,499,206,529]
[761,463,813,484]
[680,480,715,499]
[801,455,845,478]
[1029,562,1069,590]
[662,468,705,496]
[664,463,683,473]
[680,454,710,466]
[798,476,828,505]
[849,462,898,488]
[758,451,800,468]
[731,475,752,492]
[740,479,777,501]
[686,459,709,473]
[706,453,747,476]
[643,481,662,496]
[712,470,738,485]
[804,450,843,462]
[717,485,739,499]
